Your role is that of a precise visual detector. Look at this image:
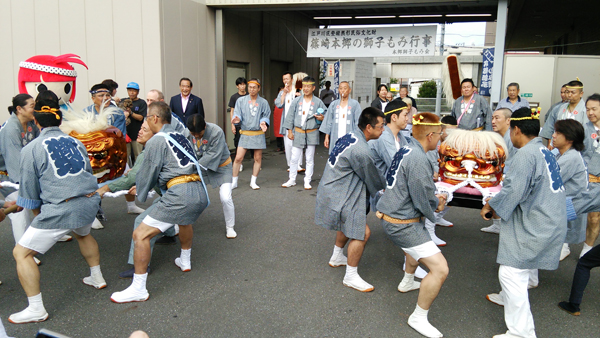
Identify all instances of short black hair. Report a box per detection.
[507,82,520,90]
[567,80,583,88]
[101,79,119,92]
[283,72,293,78]
[441,115,458,126]
[35,90,59,104]
[554,119,585,152]
[186,114,207,133]
[235,77,247,86]
[377,84,388,92]
[34,99,62,127]
[179,77,193,87]
[461,78,475,87]
[302,76,316,84]
[8,93,33,115]
[383,99,407,124]
[325,81,331,86]
[90,83,110,94]
[586,93,600,105]
[358,107,385,131]
[148,101,171,124]
[510,107,539,137]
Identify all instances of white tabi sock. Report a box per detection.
[180,248,192,265]
[581,243,593,258]
[493,218,501,226]
[126,201,136,208]
[232,176,238,187]
[333,245,343,256]
[408,304,443,338]
[345,265,358,279]
[27,293,45,313]
[402,272,415,284]
[90,265,102,278]
[250,175,257,186]
[132,273,148,292]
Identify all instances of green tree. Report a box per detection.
[418,80,437,98]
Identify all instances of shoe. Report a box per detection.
[239,164,243,172]
[435,217,453,227]
[127,205,145,214]
[119,266,151,279]
[281,180,296,188]
[156,236,177,245]
[58,235,72,242]
[560,243,571,261]
[83,275,107,289]
[110,287,149,303]
[486,293,504,306]
[226,228,237,239]
[92,218,104,230]
[493,332,525,338]
[527,283,538,289]
[342,275,374,292]
[297,166,306,173]
[329,253,348,267]
[174,257,191,272]
[407,313,443,338]
[558,301,581,316]
[304,182,312,190]
[34,257,41,266]
[398,278,421,293]
[250,183,260,190]
[8,307,49,324]
[480,223,500,234]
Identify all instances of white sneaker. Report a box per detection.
[83,275,107,289]
[435,217,453,227]
[239,164,243,172]
[281,180,296,188]
[92,218,104,229]
[486,293,504,306]
[329,253,348,267]
[34,257,41,266]
[128,205,145,214]
[342,274,374,292]
[174,257,191,272]
[304,182,312,190]
[297,166,305,173]
[407,313,443,338]
[110,286,149,303]
[8,307,49,324]
[58,235,72,242]
[493,332,523,338]
[250,182,260,190]
[226,228,237,239]
[481,223,500,234]
[398,279,421,293]
[560,243,571,261]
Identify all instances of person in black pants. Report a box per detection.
[558,244,600,315]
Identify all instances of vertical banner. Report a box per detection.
[322,60,328,90]
[480,48,495,96]
[334,61,340,100]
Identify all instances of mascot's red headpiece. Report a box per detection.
[18,54,88,104]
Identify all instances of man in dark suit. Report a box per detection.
[169,77,205,121]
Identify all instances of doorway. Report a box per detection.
[225,62,248,149]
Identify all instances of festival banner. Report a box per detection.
[307,26,436,58]
[479,48,494,96]
[334,61,340,99]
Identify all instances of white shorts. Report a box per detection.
[142,215,175,233]
[402,241,441,261]
[18,224,92,254]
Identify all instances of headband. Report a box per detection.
[302,81,315,85]
[19,61,77,77]
[90,89,110,95]
[34,106,61,120]
[511,107,541,121]
[566,77,584,89]
[384,106,408,115]
[248,80,260,86]
[412,115,442,126]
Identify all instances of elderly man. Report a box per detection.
[496,83,530,112]
[110,102,208,303]
[320,81,361,154]
[169,77,205,121]
[83,83,127,137]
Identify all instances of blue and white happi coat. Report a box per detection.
[283,95,327,147]
[451,94,493,131]
[369,125,410,179]
[489,137,567,270]
[320,99,361,154]
[233,95,271,150]
[136,124,207,226]
[17,127,100,229]
[556,148,588,244]
[315,130,385,240]
[192,122,232,189]
[0,113,39,189]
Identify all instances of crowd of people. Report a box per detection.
[0,72,599,338]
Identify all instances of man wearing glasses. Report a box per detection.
[83,83,127,138]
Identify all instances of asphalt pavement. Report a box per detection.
[1,143,599,338]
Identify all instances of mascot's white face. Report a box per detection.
[24,76,74,105]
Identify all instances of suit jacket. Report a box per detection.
[169,93,205,122]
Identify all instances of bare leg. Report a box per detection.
[417,252,449,310]
[347,225,370,267]
[125,194,135,202]
[132,223,162,274]
[404,253,419,275]
[586,212,600,246]
[178,224,193,250]
[233,147,247,177]
[335,231,350,248]
[13,245,41,297]
[73,233,100,267]
[253,149,262,177]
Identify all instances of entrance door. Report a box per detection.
[225,62,248,149]
[267,61,290,143]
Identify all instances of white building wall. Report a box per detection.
[353,58,375,109]
[0,0,163,122]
